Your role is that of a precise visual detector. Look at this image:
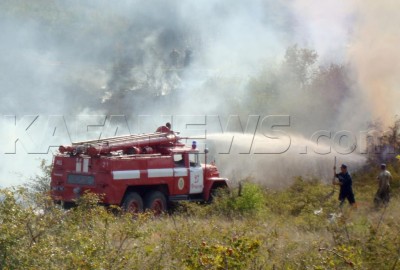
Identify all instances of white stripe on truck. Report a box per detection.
[76,159,82,172]
[112,168,188,180]
[112,170,141,180]
[173,168,188,177]
[83,158,89,173]
[148,168,173,178]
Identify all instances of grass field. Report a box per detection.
[1,163,400,269]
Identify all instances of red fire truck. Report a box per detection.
[50,125,229,213]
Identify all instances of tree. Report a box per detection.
[282,44,318,88]
[28,159,52,195]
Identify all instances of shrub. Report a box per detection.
[0,188,153,269]
[184,236,261,269]
[3,170,400,269]
[210,181,267,217]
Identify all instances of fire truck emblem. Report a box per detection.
[194,174,200,183]
[178,177,185,190]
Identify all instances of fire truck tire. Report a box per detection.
[144,191,167,214]
[122,192,144,213]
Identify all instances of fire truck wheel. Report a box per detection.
[144,191,167,215]
[123,192,144,213]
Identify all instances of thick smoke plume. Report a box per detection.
[347,0,400,125]
[0,1,397,187]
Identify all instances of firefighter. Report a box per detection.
[333,164,356,207]
[156,122,173,133]
[374,163,392,207]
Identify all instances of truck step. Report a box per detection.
[169,195,204,202]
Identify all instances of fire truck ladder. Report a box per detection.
[60,132,181,156]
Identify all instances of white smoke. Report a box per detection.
[1,0,397,187]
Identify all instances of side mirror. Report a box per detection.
[204,148,209,154]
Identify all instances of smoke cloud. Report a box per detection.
[0,0,397,187]
[347,0,400,125]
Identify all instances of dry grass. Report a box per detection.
[1,167,400,269]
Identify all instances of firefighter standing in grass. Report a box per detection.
[333,164,357,207]
[374,163,392,207]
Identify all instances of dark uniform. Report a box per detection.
[335,171,356,206]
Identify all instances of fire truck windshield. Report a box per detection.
[189,153,200,167]
[173,154,185,167]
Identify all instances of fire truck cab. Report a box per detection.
[50,127,229,213]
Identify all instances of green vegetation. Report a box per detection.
[1,163,400,269]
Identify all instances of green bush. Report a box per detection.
[210,181,267,217]
[184,236,261,269]
[0,188,154,270]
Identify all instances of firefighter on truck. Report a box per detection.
[51,124,229,214]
